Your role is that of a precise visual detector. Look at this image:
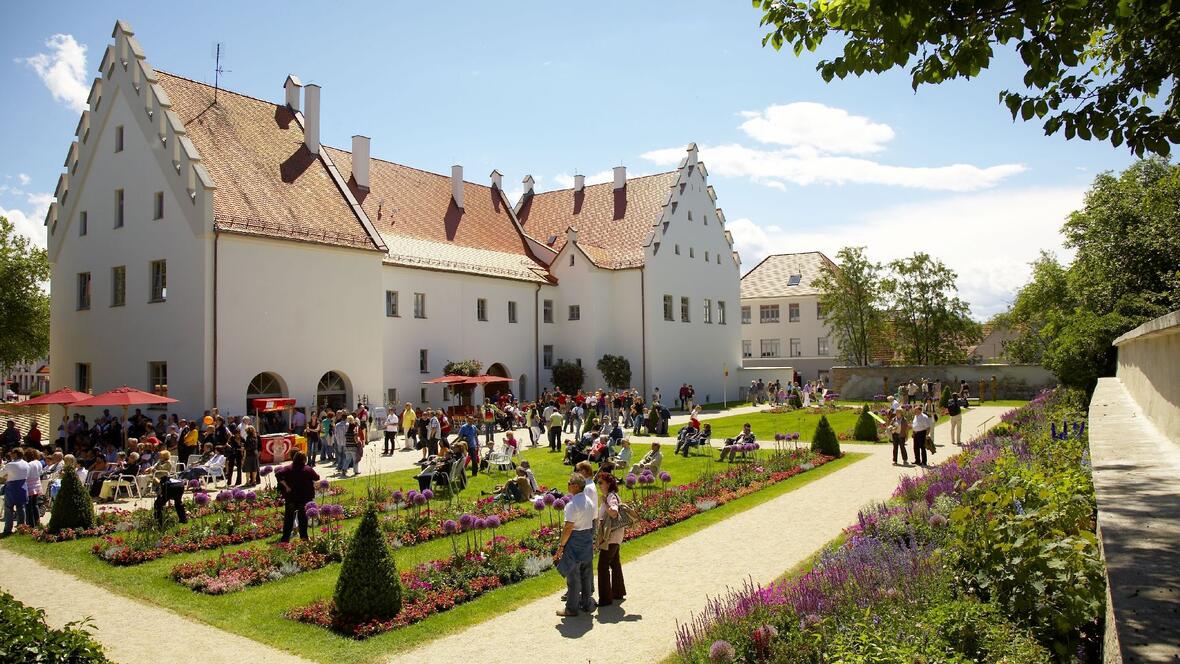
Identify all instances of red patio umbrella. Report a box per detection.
[462,375,513,384]
[75,386,179,445]
[421,375,473,384]
[11,387,95,439]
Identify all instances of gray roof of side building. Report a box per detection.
[740,251,836,299]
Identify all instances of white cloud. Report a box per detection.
[729,186,1085,319]
[1,192,53,249]
[738,103,894,154]
[21,34,89,112]
[17,174,31,186]
[642,143,1025,192]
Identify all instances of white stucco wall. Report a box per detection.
[740,294,835,380]
[214,234,383,416]
[49,71,212,413]
[642,163,742,404]
[380,265,541,407]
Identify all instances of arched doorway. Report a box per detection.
[484,363,512,403]
[246,372,287,414]
[316,371,351,411]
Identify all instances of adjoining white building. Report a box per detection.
[44,21,742,416]
[740,252,837,383]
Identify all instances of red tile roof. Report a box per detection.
[156,71,380,250]
[516,172,678,269]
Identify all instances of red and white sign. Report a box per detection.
[251,397,296,412]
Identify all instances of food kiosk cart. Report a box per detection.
[251,397,308,463]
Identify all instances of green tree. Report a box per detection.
[442,359,482,405]
[814,246,884,366]
[882,253,980,365]
[334,506,402,622]
[46,469,95,534]
[991,252,1075,364]
[756,0,1180,156]
[596,354,632,391]
[551,360,585,395]
[810,415,841,455]
[0,217,50,376]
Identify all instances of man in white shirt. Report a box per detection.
[555,474,596,616]
[911,406,932,467]
[2,448,31,536]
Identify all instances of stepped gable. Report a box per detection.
[516,172,678,269]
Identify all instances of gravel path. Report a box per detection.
[390,406,1011,664]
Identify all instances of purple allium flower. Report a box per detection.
[193,491,211,506]
[563,493,573,502]
[215,490,232,503]
[260,465,273,476]
[304,500,318,512]
[474,517,487,530]
[406,490,420,502]
[485,515,501,529]
[442,519,458,535]
[543,493,556,505]
[187,479,201,490]
[625,474,638,488]
[928,513,948,528]
[316,479,330,490]
[413,493,427,506]
[244,491,257,502]
[391,489,404,504]
[422,489,434,501]
[553,498,566,510]
[533,498,545,511]
[709,640,736,662]
[305,506,320,519]
[232,489,247,501]
[459,513,475,529]
[658,471,671,482]
[331,504,346,516]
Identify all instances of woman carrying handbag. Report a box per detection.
[595,472,627,606]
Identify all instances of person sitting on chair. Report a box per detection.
[414,441,462,492]
[718,424,755,462]
[488,467,534,503]
[676,423,712,457]
[628,442,663,476]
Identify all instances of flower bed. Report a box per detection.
[171,537,344,594]
[673,389,1099,663]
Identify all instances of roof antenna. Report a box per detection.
[213,43,231,104]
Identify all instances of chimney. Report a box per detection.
[451,164,464,209]
[284,75,302,112]
[686,142,699,167]
[303,84,321,155]
[613,165,627,190]
[490,169,503,190]
[522,174,535,195]
[574,174,585,192]
[352,135,370,189]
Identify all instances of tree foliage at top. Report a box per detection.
[756,0,1180,156]
[551,360,585,395]
[883,253,981,365]
[814,246,884,366]
[999,157,1180,391]
[442,359,482,377]
[0,217,49,375]
[596,354,632,391]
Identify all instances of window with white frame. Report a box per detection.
[508,300,518,323]
[153,191,164,220]
[663,295,673,321]
[414,292,426,318]
[790,338,801,357]
[742,340,752,358]
[817,302,826,319]
[680,296,690,322]
[385,290,399,317]
[149,260,167,302]
[718,300,727,325]
[115,189,124,228]
[477,298,488,321]
[741,305,751,324]
[789,303,800,322]
[111,266,126,307]
[443,387,451,402]
[704,250,709,262]
[543,345,553,369]
[420,387,427,403]
[543,299,553,323]
[818,336,830,356]
[75,363,91,393]
[674,244,680,255]
[79,210,87,236]
[760,304,779,323]
[76,272,91,310]
[568,304,580,321]
[149,361,168,396]
[115,125,124,152]
[760,338,780,358]
[703,298,712,323]
[419,349,429,373]
[387,388,398,405]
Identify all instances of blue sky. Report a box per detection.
[0,1,1136,318]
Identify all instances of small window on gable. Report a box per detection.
[716,255,721,264]
[705,251,709,262]
[547,235,558,245]
[788,274,802,286]
[687,211,692,221]
[689,247,695,258]
[679,183,686,194]
[153,192,164,220]
[704,213,708,226]
[675,244,680,255]
[115,125,124,153]
[569,254,575,267]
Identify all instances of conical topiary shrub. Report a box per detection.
[939,385,952,409]
[46,469,95,533]
[853,405,879,442]
[334,505,402,622]
[810,415,841,456]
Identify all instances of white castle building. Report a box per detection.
[740,252,837,383]
[44,21,743,415]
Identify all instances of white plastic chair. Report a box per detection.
[486,451,515,475]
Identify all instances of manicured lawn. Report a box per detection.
[1,444,865,663]
[703,407,862,440]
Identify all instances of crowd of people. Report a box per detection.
[883,380,971,467]
[747,377,831,407]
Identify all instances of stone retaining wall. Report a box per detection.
[830,364,1056,400]
[1113,309,1180,441]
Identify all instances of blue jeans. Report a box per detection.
[339,450,358,475]
[3,480,28,534]
[562,528,595,613]
[483,422,494,444]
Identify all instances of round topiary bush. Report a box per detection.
[334,505,402,622]
[46,468,95,533]
[810,415,841,456]
[853,405,879,442]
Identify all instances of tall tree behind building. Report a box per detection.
[814,247,884,366]
[0,216,50,375]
